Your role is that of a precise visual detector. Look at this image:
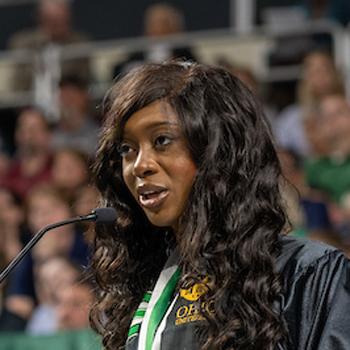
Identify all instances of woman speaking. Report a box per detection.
[89,61,350,350]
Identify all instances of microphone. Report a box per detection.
[0,207,117,284]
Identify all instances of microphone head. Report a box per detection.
[93,207,117,224]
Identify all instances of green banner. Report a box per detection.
[0,329,102,350]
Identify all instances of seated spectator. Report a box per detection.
[302,93,350,253]
[27,256,81,335]
[52,76,100,156]
[112,3,196,79]
[301,0,350,26]
[0,184,89,331]
[0,187,28,313]
[56,277,94,331]
[0,188,26,270]
[73,185,99,242]
[8,0,91,92]
[0,135,10,182]
[278,148,332,234]
[0,153,10,183]
[52,148,90,204]
[274,49,344,158]
[0,107,52,199]
[304,92,350,202]
[278,147,350,256]
[216,57,277,125]
[73,186,99,218]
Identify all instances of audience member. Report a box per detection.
[0,188,26,270]
[0,153,10,183]
[73,186,99,218]
[27,256,81,335]
[52,76,100,156]
[112,3,196,79]
[0,135,10,182]
[278,148,333,238]
[274,49,344,158]
[295,92,350,255]
[8,0,91,92]
[73,185,99,243]
[216,57,277,125]
[56,278,94,331]
[216,58,259,93]
[304,93,350,203]
[0,185,89,331]
[52,148,90,204]
[301,0,350,26]
[0,107,52,199]
[311,92,350,157]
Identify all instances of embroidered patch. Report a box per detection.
[179,280,208,301]
[175,300,214,325]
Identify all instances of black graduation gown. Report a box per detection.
[126,235,350,350]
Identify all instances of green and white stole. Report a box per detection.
[127,250,181,350]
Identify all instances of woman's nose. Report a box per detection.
[132,148,157,178]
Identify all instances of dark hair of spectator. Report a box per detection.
[16,106,51,129]
[59,75,88,91]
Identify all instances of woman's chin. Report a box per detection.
[145,213,177,231]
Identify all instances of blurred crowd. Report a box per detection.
[0,0,350,338]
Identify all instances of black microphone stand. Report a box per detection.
[0,213,96,284]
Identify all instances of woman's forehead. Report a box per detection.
[122,100,180,137]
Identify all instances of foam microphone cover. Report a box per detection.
[94,207,117,224]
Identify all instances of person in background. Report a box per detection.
[112,2,196,79]
[0,188,26,270]
[0,187,28,313]
[277,148,345,252]
[73,185,99,243]
[0,184,89,331]
[0,107,52,199]
[303,92,350,253]
[0,153,10,184]
[0,135,10,183]
[8,0,91,91]
[73,186,99,219]
[51,148,90,204]
[301,0,350,26]
[52,76,100,156]
[274,49,344,158]
[27,256,81,335]
[216,57,277,126]
[305,92,350,202]
[89,61,350,350]
[56,277,94,331]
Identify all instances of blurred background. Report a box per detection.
[1,0,350,348]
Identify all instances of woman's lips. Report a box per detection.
[139,189,169,209]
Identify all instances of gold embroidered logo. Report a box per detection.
[175,300,214,325]
[176,278,214,325]
[179,279,208,301]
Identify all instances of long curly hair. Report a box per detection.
[90,61,288,350]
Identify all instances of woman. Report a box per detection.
[90,61,350,350]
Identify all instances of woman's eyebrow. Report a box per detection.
[144,120,179,129]
[123,120,179,138]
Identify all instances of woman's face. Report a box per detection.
[121,100,197,230]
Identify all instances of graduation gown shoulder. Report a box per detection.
[278,235,350,350]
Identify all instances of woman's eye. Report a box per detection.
[154,135,172,147]
[118,144,134,157]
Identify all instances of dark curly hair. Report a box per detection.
[90,61,288,350]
